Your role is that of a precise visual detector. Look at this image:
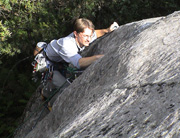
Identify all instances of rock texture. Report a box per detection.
[15,11,180,138]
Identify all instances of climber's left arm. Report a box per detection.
[95,22,119,38]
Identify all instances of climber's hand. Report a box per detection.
[108,22,119,32]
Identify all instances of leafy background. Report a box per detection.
[0,0,180,137]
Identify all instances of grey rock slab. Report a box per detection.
[14,11,180,138]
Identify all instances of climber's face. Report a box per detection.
[74,28,93,47]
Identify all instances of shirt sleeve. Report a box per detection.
[69,54,82,69]
[56,36,83,68]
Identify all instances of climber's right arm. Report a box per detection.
[78,55,104,68]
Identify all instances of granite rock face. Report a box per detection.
[15,11,180,138]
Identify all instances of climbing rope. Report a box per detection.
[8,66,83,138]
[8,78,69,138]
[7,59,83,138]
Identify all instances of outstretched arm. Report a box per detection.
[78,55,104,68]
[95,29,109,38]
[95,22,119,38]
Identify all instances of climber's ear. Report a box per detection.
[74,31,78,38]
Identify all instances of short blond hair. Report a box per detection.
[73,18,95,33]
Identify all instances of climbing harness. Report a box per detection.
[31,41,84,84]
[65,66,84,83]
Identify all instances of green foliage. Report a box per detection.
[0,21,11,41]
[0,62,39,138]
[91,0,180,28]
[0,0,180,137]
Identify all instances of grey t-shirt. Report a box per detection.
[45,32,97,69]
